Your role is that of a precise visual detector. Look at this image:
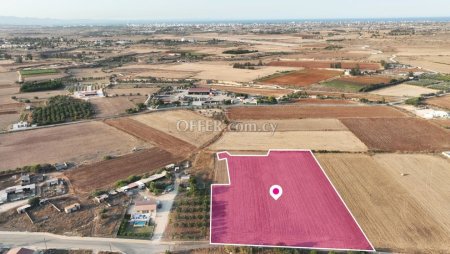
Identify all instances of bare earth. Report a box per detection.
[426,95,450,110]
[209,131,368,152]
[228,105,407,120]
[132,110,224,147]
[231,119,349,131]
[370,84,438,97]
[0,121,150,170]
[90,96,146,118]
[316,153,450,253]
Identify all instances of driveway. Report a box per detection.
[151,180,179,242]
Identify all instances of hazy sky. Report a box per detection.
[1,0,450,20]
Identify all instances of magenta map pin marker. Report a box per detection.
[270,185,283,200]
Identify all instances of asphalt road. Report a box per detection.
[0,231,210,254]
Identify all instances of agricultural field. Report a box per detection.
[20,68,58,76]
[90,96,146,118]
[209,131,368,152]
[316,153,450,253]
[211,151,373,250]
[426,95,450,110]
[227,105,407,120]
[293,98,357,104]
[65,148,178,193]
[370,84,438,97]
[203,85,293,97]
[0,113,20,131]
[0,71,17,86]
[105,118,196,158]
[105,87,160,97]
[260,69,342,87]
[132,110,224,147]
[321,76,393,92]
[341,118,450,152]
[268,60,381,70]
[235,118,349,131]
[147,62,299,82]
[0,121,149,170]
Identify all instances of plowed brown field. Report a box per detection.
[426,95,450,110]
[341,118,450,152]
[268,61,381,70]
[65,148,179,193]
[104,118,196,158]
[261,69,341,87]
[227,106,407,120]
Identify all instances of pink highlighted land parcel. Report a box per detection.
[211,150,374,251]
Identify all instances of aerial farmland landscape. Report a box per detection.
[0,1,449,254]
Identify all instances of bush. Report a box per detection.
[28,197,40,207]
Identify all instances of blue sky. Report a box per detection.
[1,0,450,20]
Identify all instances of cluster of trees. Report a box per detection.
[223,49,258,55]
[405,97,425,106]
[330,62,342,69]
[280,91,309,102]
[0,163,55,176]
[20,80,64,92]
[232,60,264,69]
[325,45,343,50]
[31,95,95,125]
[115,175,142,188]
[257,96,278,104]
[350,66,363,76]
[125,103,146,114]
[359,78,406,92]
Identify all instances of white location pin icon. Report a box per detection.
[270,185,283,200]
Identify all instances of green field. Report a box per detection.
[20,68,59,76]
[321,80,364,92]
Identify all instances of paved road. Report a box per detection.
[0,231,209,254]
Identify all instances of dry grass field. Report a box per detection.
[0,121,149,170]
[227,105,407,120]
[373,154,450,233]
[341,118,450,152]
[65,148,178,193]
[0,71,17,86]
[293,98,357,104]
[426,95,450,110]
[209,131,368,152]
[370,84,438,97]
[260,69,342,87]
[316,153,450,253]
[90,96,146,118]
[148,62,299,82]
[104,118,196,158]
[268,60,381,70]
[132,110,224,147]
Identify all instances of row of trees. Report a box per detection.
[232,60,264,69]
[31,95,94,125]
[20,80,64,92]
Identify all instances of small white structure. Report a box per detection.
[94,194,109,203]
[74,85,104,98]
[12,121,29,130]
[443,151,450,159]
[64,203,81,213]
[17,204,31,214]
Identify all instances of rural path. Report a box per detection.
[0,231,209,254]
[151,179,180,242]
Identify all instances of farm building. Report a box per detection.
[20,174,30,185]
[54,162,69,171]
[64,203,81,213]
[94,194,109,203]
[188,87,212,95]
[134,199,157,214]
